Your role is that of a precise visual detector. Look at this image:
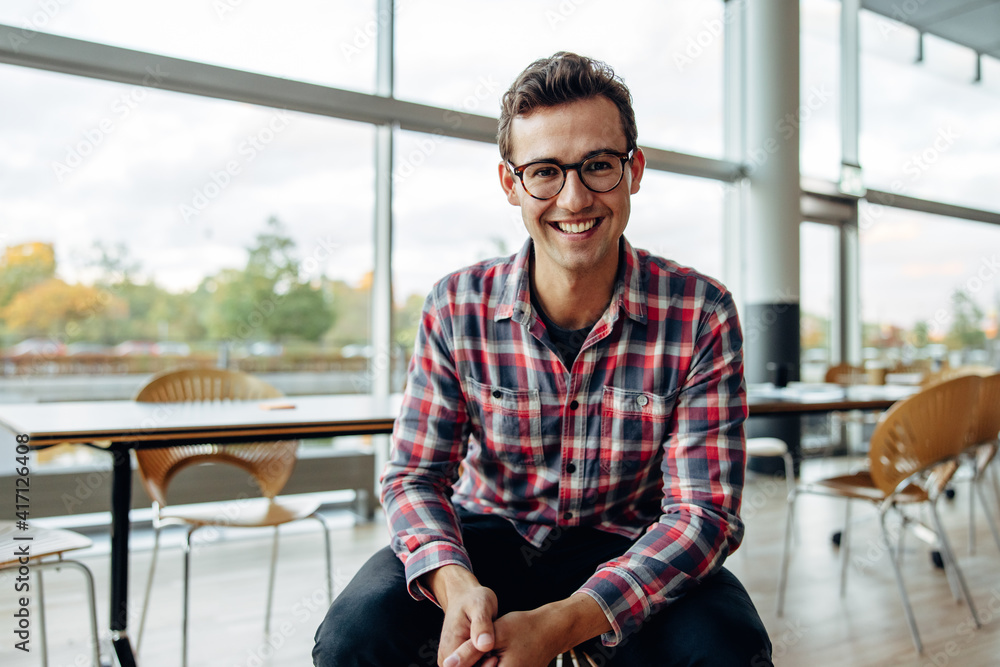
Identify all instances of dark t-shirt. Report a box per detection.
[531,294,593,369]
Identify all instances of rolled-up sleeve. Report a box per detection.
[577,291,747,645]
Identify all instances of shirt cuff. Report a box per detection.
[577,566,652,646]
[399,540,475,604]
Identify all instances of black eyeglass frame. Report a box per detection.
[507,149,635,201]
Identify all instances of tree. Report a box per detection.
[207,217,335,342]
[0,242,56,309]
[2,278,124,336]
[946,289,986,350]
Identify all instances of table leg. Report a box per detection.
[111,447,138,667]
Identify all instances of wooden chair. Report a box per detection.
[0,521,103,667]
[964,372,1000,554]
[133,368,332,667]
[777,375,984,653]
[824,363,866,386]
[550,648,596,666]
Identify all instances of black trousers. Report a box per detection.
[313,513,772,666]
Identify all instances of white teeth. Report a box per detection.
[556,219,597,234]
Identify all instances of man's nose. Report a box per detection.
[555,169,594,212]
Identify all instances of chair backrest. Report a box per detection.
[134,369,299,507]
[868,375,982,498]
[971,372,1000,446]
[825,363,866,386]
[921,364,995,388]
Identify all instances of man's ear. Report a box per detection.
[628,148,646,195]
[498,161,521,206]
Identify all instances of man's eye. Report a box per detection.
[528,165,560,179]
[585,160,613,173]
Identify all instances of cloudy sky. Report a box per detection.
[1,0,998,336]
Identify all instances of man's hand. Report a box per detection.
[423,565,498,667]
[446,593,612,667]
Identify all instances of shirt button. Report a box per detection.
[569,399,579,410]
[566,462,576,474]
[636,395,648,407]
[563,511,573,520]
[492,390,502,399]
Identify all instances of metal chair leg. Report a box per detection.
[265,525,280,635]
[37,568,48,667]
[929,502,981,629]
[182,526,200,667]
[839,499,853,597]
[776,488,797,617]
[60,559,103,667]
[312,513,334,603]
[880,509,923,654]
[136,525,162,652]
[975,475,1000,552]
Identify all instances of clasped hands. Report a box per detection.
[425,565,607,667]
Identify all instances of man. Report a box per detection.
[314,52,772,667]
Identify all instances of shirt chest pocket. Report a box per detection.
[600,386,678,476]
[467,377,544,467]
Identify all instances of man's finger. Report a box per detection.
[469,605,495,653]
[442,637,487,667]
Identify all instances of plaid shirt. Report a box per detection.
[381,237,747,646]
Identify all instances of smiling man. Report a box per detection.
[314,52,772,667]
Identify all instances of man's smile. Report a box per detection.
[550,217,602,234]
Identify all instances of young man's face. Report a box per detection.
[499,95,645,281]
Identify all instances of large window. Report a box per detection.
[0,0,377,92]
[0,64,375,395]
[800,221,838,381]
[859,203,1000,368]
[800,0,842,182]
[860,10,1000,212]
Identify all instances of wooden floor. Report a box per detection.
[3,457,1000,667]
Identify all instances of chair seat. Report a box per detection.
[746,437,789,458]
[159,496,322,528]
[808,471,928,504]
[0,521,92,566]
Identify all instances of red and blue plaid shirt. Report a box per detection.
[381,237,747,646]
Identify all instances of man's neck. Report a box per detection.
[530,252,619,331]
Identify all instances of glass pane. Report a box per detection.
[0,64,375,407]
[800,0,841,182]
[859,202,1000,370]
[625,171,725,284]
[395,0,725,157]
[392,131,527,365]
[0,0,376,92]
[800,222,838,382]
[860,10,1000,212]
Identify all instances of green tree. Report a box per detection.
[946,289,986,350]
[207,217,335,343]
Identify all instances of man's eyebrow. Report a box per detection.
[519,147,625,164]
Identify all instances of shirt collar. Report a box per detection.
[495,237,648,325]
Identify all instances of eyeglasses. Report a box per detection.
[507,150,634,200]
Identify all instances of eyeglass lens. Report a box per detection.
[521,154,624,199]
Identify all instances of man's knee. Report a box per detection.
[618,568,772,666]
[312,547,442,666]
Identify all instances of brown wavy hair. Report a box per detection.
[497,52,637,163]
